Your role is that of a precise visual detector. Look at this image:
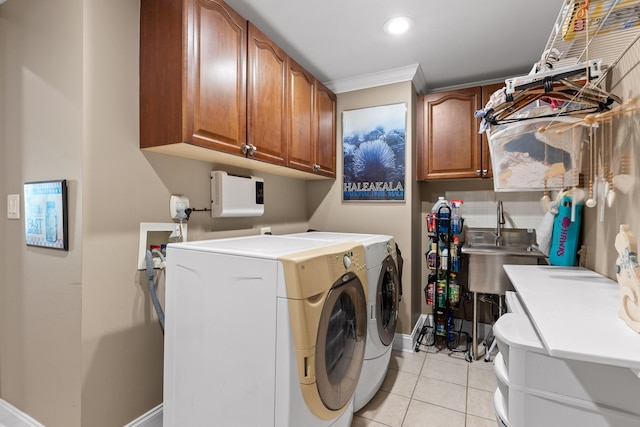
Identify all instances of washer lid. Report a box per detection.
[170,235,337,259]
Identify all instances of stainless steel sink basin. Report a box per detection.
[462,228,546,294]
[462,227,544,257]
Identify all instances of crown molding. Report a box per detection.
[324,63,426,94]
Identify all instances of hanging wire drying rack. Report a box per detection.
[539,0,640,87]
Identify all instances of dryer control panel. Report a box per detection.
[343,254,352,269]
[279,243,367,300]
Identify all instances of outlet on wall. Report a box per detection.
[169,195,190,220]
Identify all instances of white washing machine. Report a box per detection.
[163,235,369,427]
[285,232,400,411]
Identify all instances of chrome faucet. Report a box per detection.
[496,200,505,244]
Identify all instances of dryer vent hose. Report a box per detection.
[145,250,165,333]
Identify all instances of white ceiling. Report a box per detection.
[225,0,565,93]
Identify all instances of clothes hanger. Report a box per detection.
[487,85,608,125]
[538,97,640,133]
[504,59,603,101]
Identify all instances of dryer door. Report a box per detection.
[377,256,399,346]
[315,272,366,411]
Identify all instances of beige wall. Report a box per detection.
[0,0,83,425]
[307,81,420,335]
[0,0,5,400]
[581,39,640,278]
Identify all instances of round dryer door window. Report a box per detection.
[377,256,399,346]
[315,272,366,411]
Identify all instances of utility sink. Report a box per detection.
[462,226,547,361]
[462,228,546,295]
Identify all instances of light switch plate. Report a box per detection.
[7,194,20,219]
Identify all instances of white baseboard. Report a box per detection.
[123,403,163,427]
[392,314,428,352]
[0,399,44,427]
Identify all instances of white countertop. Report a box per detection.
[503,265,640,370]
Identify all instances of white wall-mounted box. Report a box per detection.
[210,171,264,218]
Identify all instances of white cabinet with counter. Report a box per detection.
[493,265,640,427]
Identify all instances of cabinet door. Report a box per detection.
[417,87,482,180]
[247,22,288,165]
[480,82,505,179]
[287,59,316,173]
[186,0,247,153]
[314,81,337,177]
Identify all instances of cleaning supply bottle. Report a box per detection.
[432,197,451,233]
[451,237,460,273]
[451,199,463,235]
[425,273,436,305]
[448,273,460,308]
[427,240,438,270]
[436,275,447,307]
[440,243,449,271]
[431,196,450,212]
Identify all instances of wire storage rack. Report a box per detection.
[415,203,470,360]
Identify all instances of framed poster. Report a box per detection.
[342,103,406,202]
[24,179,69,250]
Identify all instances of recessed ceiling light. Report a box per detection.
[383,16,413,35]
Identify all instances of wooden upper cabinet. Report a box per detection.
[287,59,316,173]
[247,22,287,165]
[190,0,247,152]
[417,83,508,181]
[287,59,336,177]
[140,0,336,178]
[314,80,337,177]
[417,87,482,180]
[140,0,247,153]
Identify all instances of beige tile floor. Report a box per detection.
[352,346,498,427]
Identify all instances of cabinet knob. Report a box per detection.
[242,144,257,157]
[476,169,481,176]
[482,169,488,176]
[313,164,320,172]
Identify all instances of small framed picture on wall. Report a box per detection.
[24,179,69,251]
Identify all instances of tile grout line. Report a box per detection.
[371,350,497,427]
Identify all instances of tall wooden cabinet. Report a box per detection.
[140,0,336,179]
[417,83,503,180]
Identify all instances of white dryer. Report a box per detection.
[163,235,369,427]
[285,232,400,411]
